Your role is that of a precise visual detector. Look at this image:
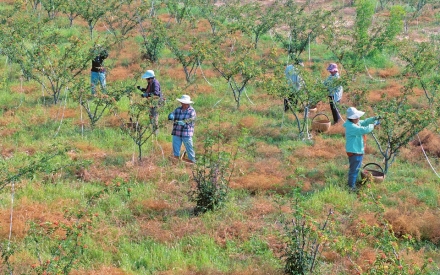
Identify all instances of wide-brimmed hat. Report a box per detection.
[176,95,193,104]
[347,107,365,119]
[142,70,155,79]
[327,63,338,72]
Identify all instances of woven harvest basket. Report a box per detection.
[360,163,385,183]
[308,105,318,113]
[311,113,331,133]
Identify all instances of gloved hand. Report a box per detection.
[141,93,150,98]
[137,85,142,91]
[177,121,185,126]
[374,120,380,126]
[168,113,174,121]
[375,115,382,120]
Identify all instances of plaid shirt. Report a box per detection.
[171,106,196,137]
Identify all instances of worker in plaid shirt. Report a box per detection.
[169,95,196,163]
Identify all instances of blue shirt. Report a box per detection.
[285,65,303,92]
[146,78,162,98]
[324,73,343,102]
[343,117,376,154]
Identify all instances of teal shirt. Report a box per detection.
[343,117,376,154]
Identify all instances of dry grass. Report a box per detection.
[384,208,440,244]
[411,129,440,157]
[1,2,439,273]
[254,142,282,158]
[0,196,70,240]
[49,106,78,120]
[71,266,129,275]
[231,172,284,192]
[0,109,19,127]
[109,66,137,81]
[375,66,401,78]
[238,116,259,130]
[291,135,345,160]
[10,82,40,94]
[231,157,290,193]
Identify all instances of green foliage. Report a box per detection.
[282,203,334,275]
[351,194,434,275]
[373,91,434,173]
[0,145,87,192]
[163,0,197,24]
[119,93,166,161]
[101,0,146,43]
[1,17,92,104]
[138,17,166,63]
[25,209,97,274]
[189,135,235,215]
[398,41,439,103]
[260,58,327,138]
[274,0,333,62]
[325,0,405,77]
[71,79,132,127]
[0,1,439,274]
[371,41,439,174]
[40,0,64,19]
[74,0,120,39]
[209,35,263,108]
[194,0,232,34]
[237,1,280,49]
[165,21,208,83]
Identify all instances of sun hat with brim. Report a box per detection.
[142,70,155,79]
[327,63,338,72]
[347,107,365,119]
[176,95,193,104]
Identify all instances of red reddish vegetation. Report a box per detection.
[71,266,129,275]
[0,197,70,239]
[384,208,440,244]
[411,129,440,157]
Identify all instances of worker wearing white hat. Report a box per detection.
[168,95,196,163]
[137,70,164,134]
[343,107,380,192]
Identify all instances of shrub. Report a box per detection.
[189,136,236,215]
[282,203,333,275]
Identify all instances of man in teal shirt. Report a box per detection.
[343,107,380,192]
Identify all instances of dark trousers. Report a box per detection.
[284,97,298,112]
[328,96,341,123]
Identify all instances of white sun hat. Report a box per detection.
[142,70,155,78]
[347,107,365,119]
[176,95,193,104]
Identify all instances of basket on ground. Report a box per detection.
[360,163,385,183]
[311,113,331,133]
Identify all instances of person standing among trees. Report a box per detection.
[324,63,343,124]
[168,95,196,163]
[343,107,380,192]
[137,70,164,135]
[284,60,305,112]
[90,45,108,95]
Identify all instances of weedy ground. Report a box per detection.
[0,2,439,275]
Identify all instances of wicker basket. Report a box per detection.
[360,163,385,183]
[311,113,331,133]
[308,105,318,113]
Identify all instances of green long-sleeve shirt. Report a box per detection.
[343,117,376,154]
